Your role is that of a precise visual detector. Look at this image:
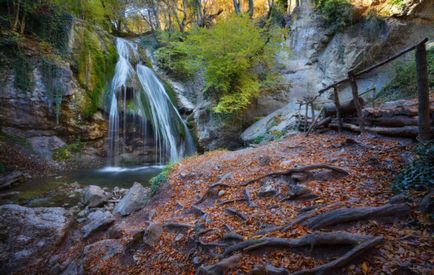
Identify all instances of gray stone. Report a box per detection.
[113,182,150,216]
[258,179,279,197]
[143,223,163,246]
[83,185,107,207]
[287,184,312,199]
[82,210,115,239]
[0,204,70,273]
[420,190,434,214]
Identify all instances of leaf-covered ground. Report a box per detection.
[59,133,433,274]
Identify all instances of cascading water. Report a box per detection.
[107,38,195,167]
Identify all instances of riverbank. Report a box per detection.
[4,132,431,274]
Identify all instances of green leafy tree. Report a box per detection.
[167,15,285,114]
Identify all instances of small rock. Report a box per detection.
[265,264,289,275]
[83,185,107,207]
[218,190,225,197]
[287,184,312,199]
[113,182,150,216]
[258,179,279,197]
[174,233,184,242]
[143,223,163,246]
[82,210,115,238]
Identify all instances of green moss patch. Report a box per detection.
[52,140,85,161]
[76,27,117,118]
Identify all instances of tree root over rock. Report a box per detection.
[301,203,410,229]
[197,253,242,275]
[241,164,348,186]
[212,232,383,274]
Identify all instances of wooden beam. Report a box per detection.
[348,72,365,133]
[415,42,431,142]
[333,86,343,132]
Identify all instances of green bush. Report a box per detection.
[315,0,353,30]
[52,140,85,161]
[149,162,175,196]
[392,143,434,192]
[379,47,434,101]
[154,44,192,80]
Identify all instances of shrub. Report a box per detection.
[379,47,434,101]
[154,44,192,80]
[315,0,353,30]
[149,162,175,195]
[52,140,85,161]
[392,143,434,192]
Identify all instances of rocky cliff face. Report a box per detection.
[241,0,433,144]
[0,20,116,169]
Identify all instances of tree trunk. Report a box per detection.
[324,97,365,117]
[248,0,254,17]
[12,0,20,32]
[233,0,241,15]
[333,87,343,132]
[416,42,431,142]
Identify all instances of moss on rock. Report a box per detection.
[74,25,117,118]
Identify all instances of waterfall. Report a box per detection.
[107,38,195,166]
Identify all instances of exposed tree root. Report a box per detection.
[241,164,348,186]
[293,236,384,275]
[222,232,244,242]
[244,188,256,208]
[208,232,383,274]
[190,205,206,216]
[301,203,410,229]
[225,208,248,221]
[163,223,194,231]
[197,254,242,275]
[221,231,373,257]
[195,182,231,204]
[218,198,247,206]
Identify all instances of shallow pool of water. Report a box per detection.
[68,165,163,189]
[0,165,162,207]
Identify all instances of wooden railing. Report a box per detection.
[299,37,431,142]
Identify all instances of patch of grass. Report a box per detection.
[52,140,85,161]
[149,162,175,196]
[253,135,266,144]
[392,143,434,192]
[388,0,406,8]
[272,129,286,139]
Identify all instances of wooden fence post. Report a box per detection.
[304,101,308,132]
[348,71,365,133]
[333,86,343,132]
[415,42,431,142]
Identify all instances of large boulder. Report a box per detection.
[0,204,71,273]
[83,185,107,207]
[82,210,115,239]
[113,182,150,216]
